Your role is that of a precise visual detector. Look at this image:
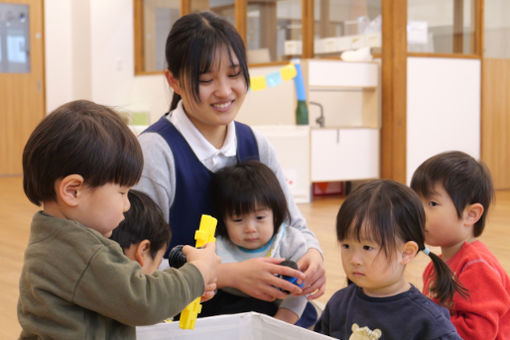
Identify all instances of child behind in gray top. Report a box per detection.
[201,160,307,325]
[110,190,171,275]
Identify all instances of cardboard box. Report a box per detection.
[136,312,335,340]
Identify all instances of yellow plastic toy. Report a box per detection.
[179,214,217,330]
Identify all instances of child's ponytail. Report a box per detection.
[425,248,469,306]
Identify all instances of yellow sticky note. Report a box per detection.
[280,64,297,80]
[250,76,267,91]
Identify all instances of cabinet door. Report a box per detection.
[311,128,379,182]
[253,125,311,203]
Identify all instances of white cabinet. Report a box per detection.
[254,125,380,203]
[304,60,381,193]
[248,60,381,202]
[310,128,380,182]
[253,125,311,203]
[304,60,380,129]
[307,60,378,88]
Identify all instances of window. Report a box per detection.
[246,0,302,63]
[192,0,236,26]
[134,0,485,74]
[134,0,180,74]
[408,0,479,55]
[484,0,510,58]
[313,0,381,58]
[0,3,30,73]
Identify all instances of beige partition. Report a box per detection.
[482,0,510,189]
[482,59,510,189]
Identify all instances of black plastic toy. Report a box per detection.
[168,245,187,269]
[278,260,304,293]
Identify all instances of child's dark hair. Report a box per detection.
[23,100,143,206]
[110,190,171,259]
[410,151,494,237]
[336,179,467,305]
[165,11,250,111]
[211,160,290,238]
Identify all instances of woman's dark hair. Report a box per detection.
[336,179,467,305]
[410,150,494,237]
[165,11,250,111]
[110,190,171,259]
[210,160,290,238]
[23,100,143,206]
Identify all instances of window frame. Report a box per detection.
[133,0,484,75]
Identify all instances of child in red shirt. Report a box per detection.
[411,151,510,339]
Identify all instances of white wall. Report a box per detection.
[45,0,170,120]
[71,0,91,100]
[44,1,300,123]
[406,57,480,183]
[237,65,296,125]
[44,0,73,111]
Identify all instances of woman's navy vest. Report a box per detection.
[144,118,259,257]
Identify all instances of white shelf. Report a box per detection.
[307,60,378,87]
[253,125,311,203]
[310,128,380,182]
[250,60,381,202]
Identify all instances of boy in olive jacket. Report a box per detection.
[18,100,218,339]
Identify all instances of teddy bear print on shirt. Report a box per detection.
[349,323,382,340]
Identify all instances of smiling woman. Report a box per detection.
[164,46,248,148]
[132,11,327,322]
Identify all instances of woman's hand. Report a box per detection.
[217,257,305,301]
[297,248,326,299]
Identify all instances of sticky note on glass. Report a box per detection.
[266,72,282,87]
[250,76,267,91]
[280,64,297,80]
[131,112,149,126]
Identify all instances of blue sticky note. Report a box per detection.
[266,72,282,87]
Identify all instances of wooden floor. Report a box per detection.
[1,176,509,339]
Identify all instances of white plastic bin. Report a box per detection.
[136,312,335,340]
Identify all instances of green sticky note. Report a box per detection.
[131,112,149,125]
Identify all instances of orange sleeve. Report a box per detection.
[451,260,510,340]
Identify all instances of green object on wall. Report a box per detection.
[295,100,309,125]
[131,112,149,125]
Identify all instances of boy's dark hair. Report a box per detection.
[410,151,494,237]
[165,11,250,111]
[210,160,290,238]
[110,190,171,259]
[337,179,467,305]
[23,100,143,206]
